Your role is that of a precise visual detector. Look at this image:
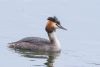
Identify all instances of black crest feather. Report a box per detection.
[47,16,60,25]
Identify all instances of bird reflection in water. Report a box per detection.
[9,48,60,67]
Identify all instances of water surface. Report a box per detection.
[0,0,100,67]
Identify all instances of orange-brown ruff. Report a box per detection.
[46,21,56,33]
[9,16,67,52]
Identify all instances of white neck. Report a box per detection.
[47,32,61,49]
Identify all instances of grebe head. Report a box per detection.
[45,16,67,33]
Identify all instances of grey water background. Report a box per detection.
[0,0,100,67]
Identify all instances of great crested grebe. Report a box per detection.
[9,16,67,52]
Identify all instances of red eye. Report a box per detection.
[56,24,60,27]
[56,23,58,26]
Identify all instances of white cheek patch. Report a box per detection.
[53,23,59,29]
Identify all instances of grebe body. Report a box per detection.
[9,16,67,52]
